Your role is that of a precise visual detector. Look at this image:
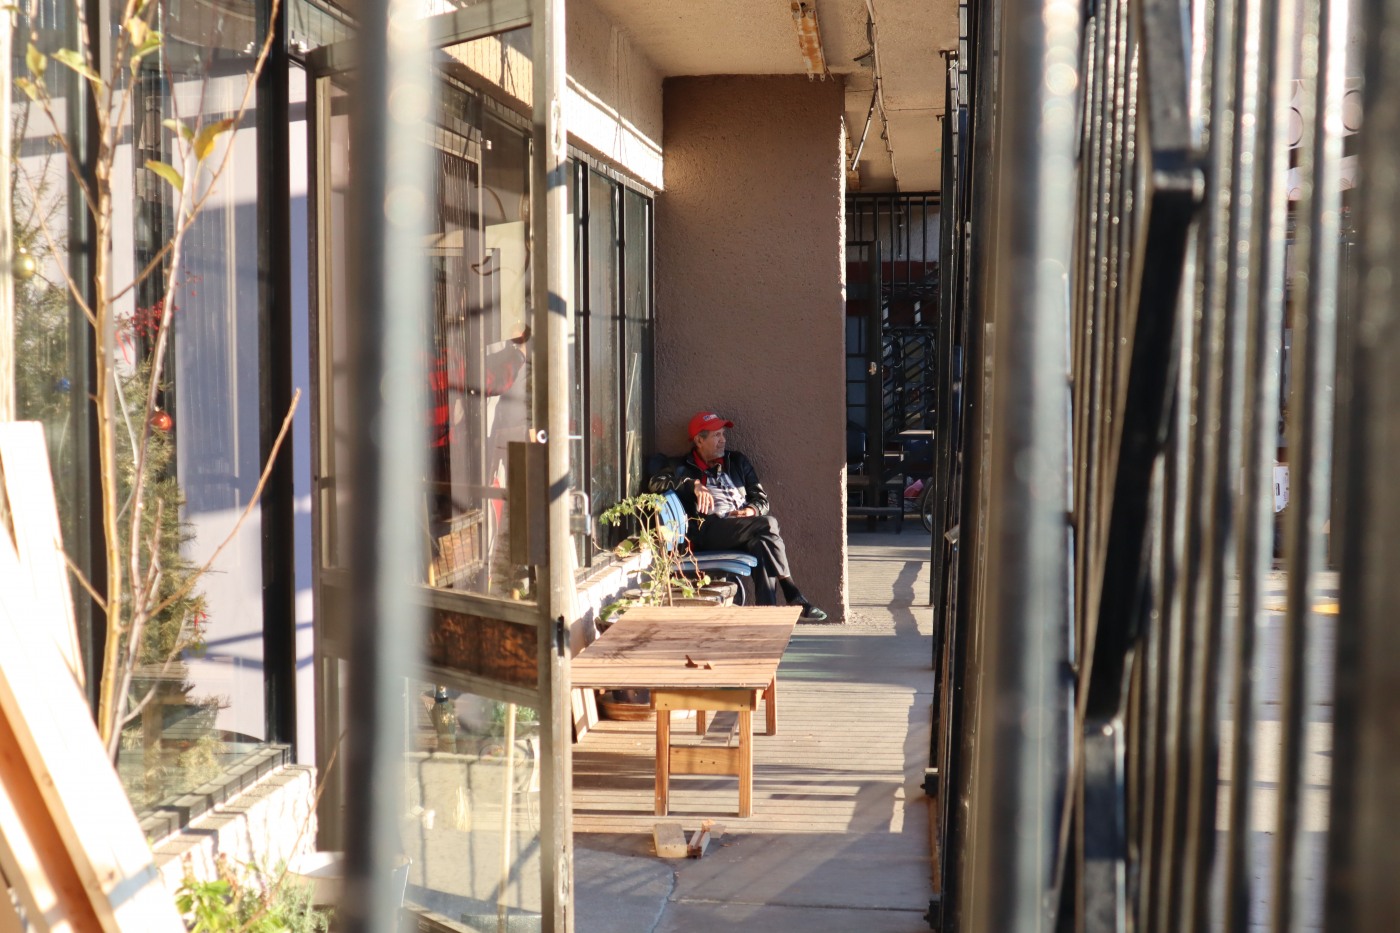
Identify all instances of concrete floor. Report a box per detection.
[567,541,1335,933]
[573,528,937,933]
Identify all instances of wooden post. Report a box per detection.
[0,425,184,931]
[654,704,671,816]
[738,709,754,818]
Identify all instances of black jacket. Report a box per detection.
[647,449,771,520]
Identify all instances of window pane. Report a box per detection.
[99,0,271,809]
[431,108,534,599]
[570,163,586,566]
[319,85,538,601]
[587,172,620,531]
[403,676,542,924]
[622,189,652,500]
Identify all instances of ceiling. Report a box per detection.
[584,0,960,193]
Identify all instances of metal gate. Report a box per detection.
[925,0,1393,929]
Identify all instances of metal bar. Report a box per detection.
[1138,0,1203,926]
[1180,0,1244,919]
[1223,0,1296,924]
[869,238,885,500]
[1153,218,1201,933]
[946,2,998,923]
[930,82,959,615]
[340,0,433,927]
[1060,1,1200,928]
[256,0,298,749]
[965,0,1078,928]
[1070,11,1101,668]
[530,0,574,926]
[1152,2,1235,930]
[1083,3,1136,926]
[1272,0,1347,925]
[1328,0,1400,922]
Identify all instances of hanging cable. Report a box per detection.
[850,83,879,172]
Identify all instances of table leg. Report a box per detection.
[764,678,777,735]
[655,704,671,816]
[738,708,753,818]
[696,709,707,735]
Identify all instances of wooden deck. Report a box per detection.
[572,531,938,925]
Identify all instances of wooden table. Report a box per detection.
[572,605,800,817]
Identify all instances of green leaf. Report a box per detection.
[125,15,148,46]
[192,118,235,162]
[14,77,38,101]
[145,159,184,194]
[161,117,194,143]
[52,48,103,87]
[128,30,162,74]
[25,43,45,78]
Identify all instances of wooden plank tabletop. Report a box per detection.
[571,606,800,691]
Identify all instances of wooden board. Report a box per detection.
[0,423,81,685]
[652,822,687,858]
[571,606,799,691]
[0,425,185,932]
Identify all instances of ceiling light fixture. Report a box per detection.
[790,2,829,80]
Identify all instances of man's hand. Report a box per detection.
[694,484,715,514]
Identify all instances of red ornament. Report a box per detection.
[151,410,173,432]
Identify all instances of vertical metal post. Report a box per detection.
[967,1,1078,932]
[1180,0,1241,919]
[531,0,573,927]
[340,0,432,929]
[1272,0,1347,926]
[256,0,298,748]
[1329,0,1400,924]
[948,1,999,925]
[1223,0,1295,924]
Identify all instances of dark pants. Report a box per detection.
[689,515,792,605]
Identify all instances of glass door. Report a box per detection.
[307,11,569,926]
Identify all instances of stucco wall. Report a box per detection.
[655,75,847,620]
[567,0,664,188]
[445,0,665,189]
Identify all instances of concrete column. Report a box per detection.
[656,75,846,620]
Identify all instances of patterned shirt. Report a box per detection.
[702,464,749,517]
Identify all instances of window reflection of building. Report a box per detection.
[5,0,655,836]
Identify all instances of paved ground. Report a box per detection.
[573,527,938,933]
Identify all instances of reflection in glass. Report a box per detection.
[12,0,277,810]
[402,680,542,924]
[622,189,653,501]
[318,83,537,602]
[587,171,621,532]
[425,107,535,600]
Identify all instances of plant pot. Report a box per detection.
[666,595,721,607]
[598,689,695,722]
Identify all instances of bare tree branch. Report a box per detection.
[148,389,301,620]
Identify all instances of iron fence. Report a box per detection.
[925,0,1390,929]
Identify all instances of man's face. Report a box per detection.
[694,428,726,462]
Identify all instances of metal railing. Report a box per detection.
[924,0,1392,929]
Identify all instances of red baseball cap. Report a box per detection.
[688,411,734,439]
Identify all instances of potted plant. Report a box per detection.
[598,492,722,625]
[594,493,730,720]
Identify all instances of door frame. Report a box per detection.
[304,1,573,926]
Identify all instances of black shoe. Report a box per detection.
[798,604,829,623]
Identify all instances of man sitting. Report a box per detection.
[649,411,829,622]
